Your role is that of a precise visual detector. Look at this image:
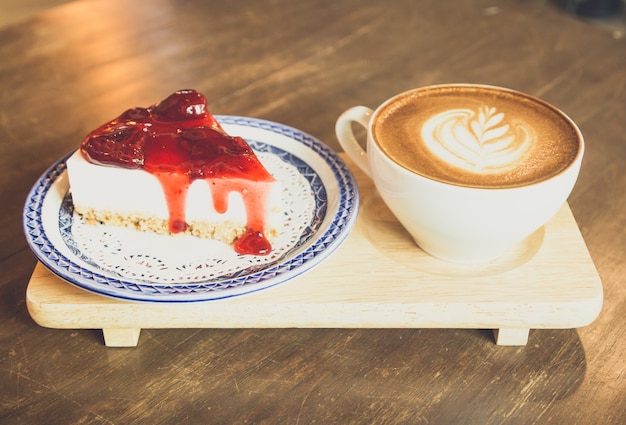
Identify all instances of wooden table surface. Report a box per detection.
[1,0,625,423]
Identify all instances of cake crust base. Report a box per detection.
[74,206,278,245]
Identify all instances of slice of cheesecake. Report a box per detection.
[66,89,281,255]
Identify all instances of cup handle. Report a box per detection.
[335,106,373,178]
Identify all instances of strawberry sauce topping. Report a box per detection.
[80,89,276,255]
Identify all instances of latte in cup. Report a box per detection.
[336,84,584,263]
[372,85,580,188]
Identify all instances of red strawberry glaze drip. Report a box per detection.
[80,89,276,255]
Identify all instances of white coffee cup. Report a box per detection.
[336,84,584,263]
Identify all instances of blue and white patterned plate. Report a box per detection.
[23,116,359,302]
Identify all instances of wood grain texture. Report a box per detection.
[1,0,625,424]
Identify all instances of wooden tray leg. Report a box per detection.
[102,328,141,347]
[493,328,530,346]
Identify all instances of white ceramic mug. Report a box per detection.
[335,84,584,263]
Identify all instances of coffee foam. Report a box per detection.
[373,86,580,188]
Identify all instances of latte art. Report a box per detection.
[372,85,581,188]
[421,106,532,173]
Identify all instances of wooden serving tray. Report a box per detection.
[25,155,603,347]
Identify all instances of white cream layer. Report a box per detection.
[65,150,282,230]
